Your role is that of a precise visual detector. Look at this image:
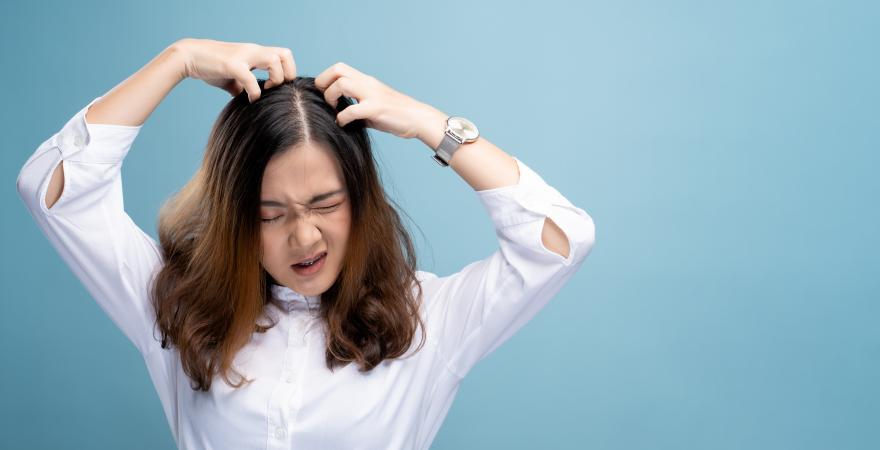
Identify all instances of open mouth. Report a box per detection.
[291,252,327,276]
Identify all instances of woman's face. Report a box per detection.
[259,142,351,297]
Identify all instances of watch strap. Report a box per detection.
[431,131,461,167]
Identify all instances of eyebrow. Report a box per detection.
[260,189,346,207]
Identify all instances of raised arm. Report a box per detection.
[43,42,187,209]
[312,61,597,379]
[412,109,572,259]
[16,38,299,356]
[45,37,301,208]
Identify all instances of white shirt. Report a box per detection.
[16,95,596,450]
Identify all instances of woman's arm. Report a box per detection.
[44,42,187,209]
[19,38,298,356]
[412,108,571,259]
[314,62,572,259]
[85,43,187,127]
[44,37,299,209]
[313,61,594,378]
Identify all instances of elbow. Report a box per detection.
[539,209,596,267]
[538,207,596,267]
[584,213,596,254]
[15,168,43,217]
[16,165,35,205]
[16,144,58,214]
[571,212,596,265]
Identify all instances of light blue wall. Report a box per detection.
[2,1,877,449]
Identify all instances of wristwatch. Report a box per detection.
[431,116,480,167]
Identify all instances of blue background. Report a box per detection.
[2,1,877,449]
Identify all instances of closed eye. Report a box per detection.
[260,203,342,223]
[315,203,342,212]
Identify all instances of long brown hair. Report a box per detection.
[150,77,427,391]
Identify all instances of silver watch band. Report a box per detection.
[431,130,462,167]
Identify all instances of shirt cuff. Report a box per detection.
[51,95,144,164]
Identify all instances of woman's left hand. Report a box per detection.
[314,62,446,145]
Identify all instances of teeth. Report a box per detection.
[297,253,323,266]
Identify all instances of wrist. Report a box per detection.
[415,104,449,150]
[166,39,193,83]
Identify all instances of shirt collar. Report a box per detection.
[270,283,321,309]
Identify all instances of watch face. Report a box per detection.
[448,116,479,141]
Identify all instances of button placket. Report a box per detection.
[266,313,302,447]
[282,315,308,384]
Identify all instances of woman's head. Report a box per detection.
[259,138,350,297]
[253,78,358,297]
[151,77,426,391]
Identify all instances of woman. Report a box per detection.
[16,38,596,449]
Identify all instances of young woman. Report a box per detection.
[16,38,596,449]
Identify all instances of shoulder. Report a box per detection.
[415,269,439,283]
[413,270,440,307]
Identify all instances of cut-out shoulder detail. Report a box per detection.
[45,160,64,209]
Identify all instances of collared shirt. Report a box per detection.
[16,95,596,450]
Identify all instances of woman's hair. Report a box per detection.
[150,77,427,392]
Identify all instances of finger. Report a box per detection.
[322,77,361,109]
[336,102,373,127]
[314,61,359,92]
[229,62,261,103]
[274,47,297,81]
[244,48,284,97]
[262,53,284,90]
[224,79,244,97]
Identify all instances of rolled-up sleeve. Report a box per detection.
[15,95,164,357]
[421,156,596,379]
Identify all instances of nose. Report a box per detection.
[288,216,322,250]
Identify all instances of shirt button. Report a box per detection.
[73,135,85,147]
[285,372,295,383]
[274,426,286,438]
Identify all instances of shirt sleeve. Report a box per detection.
[15,95,164,357]
[420,156,596,379]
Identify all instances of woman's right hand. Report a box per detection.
[175,38,298,103]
